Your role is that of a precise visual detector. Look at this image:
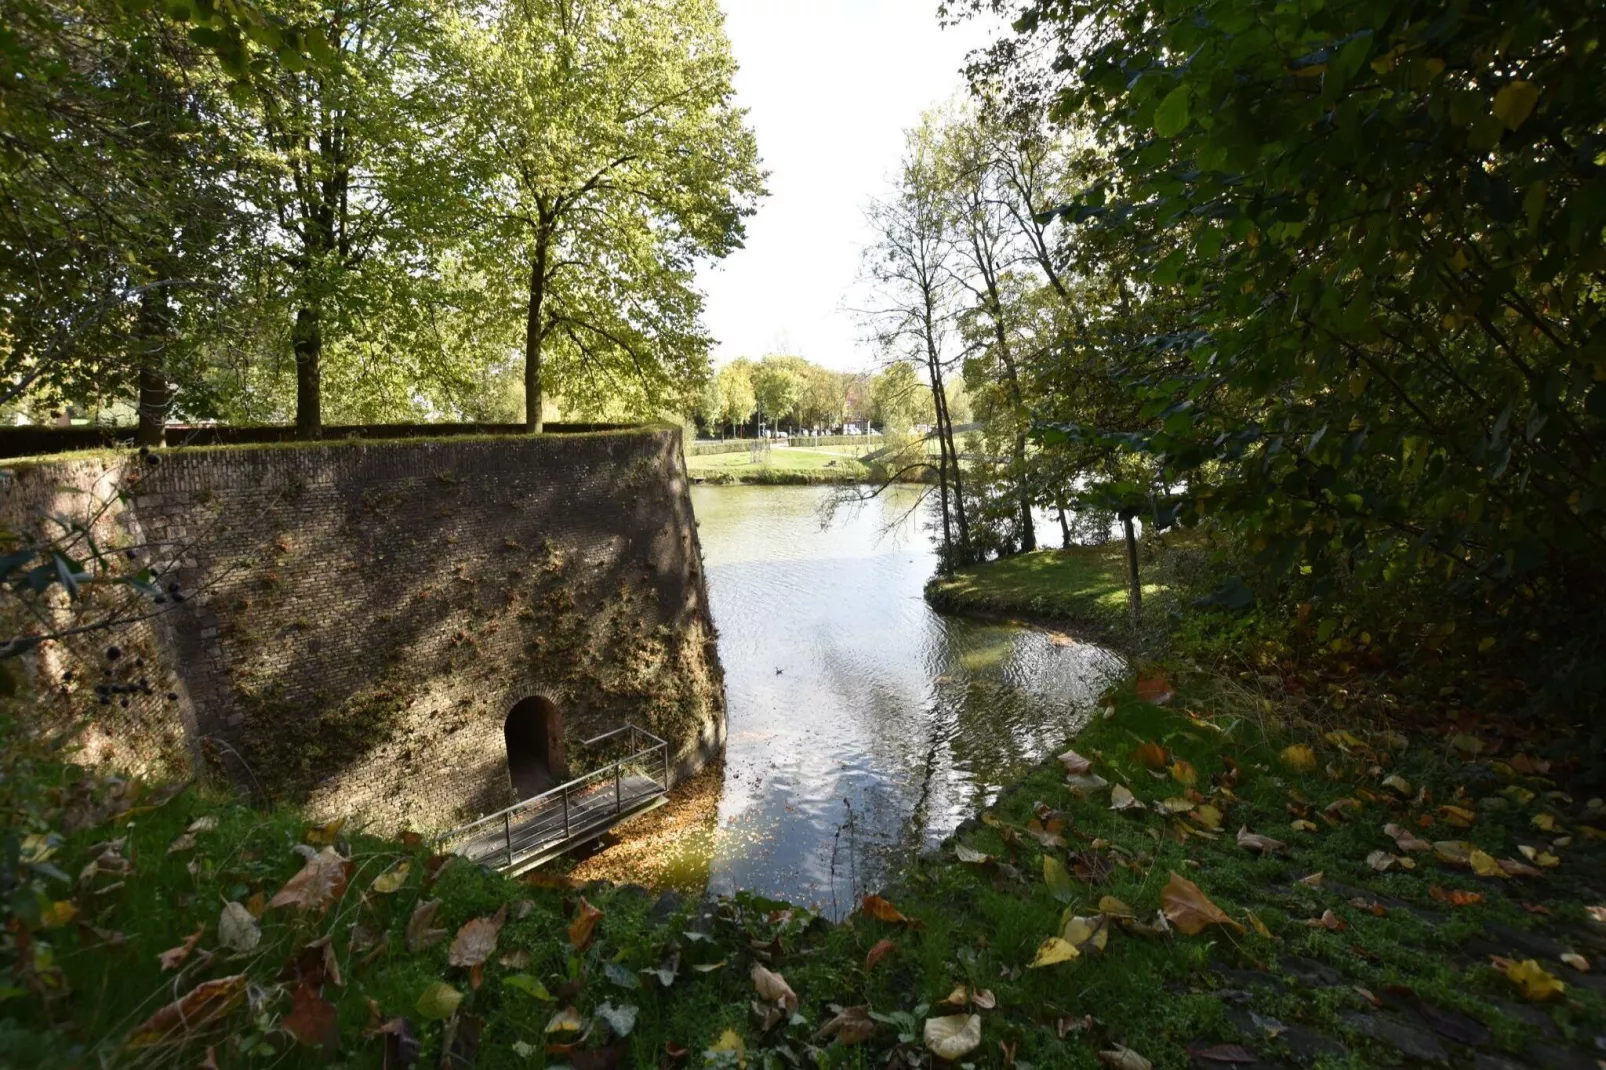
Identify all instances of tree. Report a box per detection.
[751,356,803,431]
[456,0,763,431]
[716,358,757,436]
[869,361,930,435]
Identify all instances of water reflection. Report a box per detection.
[691,484,1124,916]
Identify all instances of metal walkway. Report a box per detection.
[438,724,671,875]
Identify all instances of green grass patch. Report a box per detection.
[685,446,869,484]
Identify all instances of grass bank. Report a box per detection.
[685,445,869,485]
[5,672,1603,1068]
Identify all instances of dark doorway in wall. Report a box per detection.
[504,696,565,798]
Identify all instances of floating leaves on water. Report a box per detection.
[1281,745,1317,773]
[568,897,603,950]
[407,898,447,952]
[750,964,798,1012]
[1493,957,1565,1001]
[1236,826,1286,853]
[1162,871,1243,936]
[818,1004,874,1046]
[449,904,508,967]
[371,861,410,894]
[923,1014,982,1060]
[126,974,246,1048]
[217,901,260,953]
[1028,936,1079,968]
[268,846,352,916]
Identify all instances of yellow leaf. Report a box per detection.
[1097,896,1134,919]
[545,1005,584,1034]
[1469,848,1506,879]
[1028,936,1080,968]
[1532,813,1558,832]
[1381,774,1412,796]
[40,900,78,929]
[1194,804,1223,830]
[1493,80,1540,130]
[923,1014,982,1060]
[1501,958,1565,1001]
[1170,759,1197,787]
[371,861,410,894]
[1043,855,1075,900]
[707,1029,746,1066]
[1432,840,1473,866]
[1281,745,1317,773]
[1060,913,1109,952]
[1291,819,1318,832]
[1245,910,1273,939]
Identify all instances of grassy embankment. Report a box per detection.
[684,443,872,485]
[5,668,1605,1068]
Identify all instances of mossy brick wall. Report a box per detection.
[0,427,725,833]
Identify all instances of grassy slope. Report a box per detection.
[684,446,868,484]
[924,543,1155,637]
[7,677,1604,1068]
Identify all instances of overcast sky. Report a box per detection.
[695,1,998,373]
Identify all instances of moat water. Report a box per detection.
[690,484,1124,917]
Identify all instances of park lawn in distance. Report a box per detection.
[685,445,868,482]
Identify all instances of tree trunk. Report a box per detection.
[293,303,322,439]
[1123,513,1141,626]
[524,237,549,434]
[1057,502,1072,549]
[991,319,1035,553]
[135,284,170,447]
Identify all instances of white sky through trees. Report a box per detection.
[697,0,995,371]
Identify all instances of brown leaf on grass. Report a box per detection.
[1025,817,1067,848]
[1432,840,1473,866]
[1110,785,1145,811]
[1365,850,1414,872]
[818,1005,874,1046]
[1192,1044,1258,1065]
[302,817,347,845]
[1134,673,1175,705]
[1429,886,1483,906]
[750,964,798,1012]
[1297,871,1324,886]
[1058,749,1092,775]
[865,939,896,973]
[1498,857,1545,879]
[158,923,204,971]
[1439,805,1477,828]
[1161,871,1243,936]
[449,904,508,968]
[860,894,914,925]
[406,898,448,952]
[568,897,603,951]
[1305,909,1349,932]
[1560,952,1590,972]
[1384,822,1432,853]
[282,981,339,1055]
[1097,1044,1153,1070]
[1236,827,1286,853]
[1131,742,1169,771]
[126,974,247,1048]
[268,846,352,916]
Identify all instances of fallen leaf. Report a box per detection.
[1110,785,1145,811]
[1066,772,1110,793]
[1306,909,1348,932]
[1134,673,1175,705]
[1170,759,1197,787]
[1131,742,1169,770]
[407,898,447,952]
[167,832,198,854]
[449,905,508,967]
[819,1005,874,1046]
[596,1001,638,1038]
[1059,749,1092,775]
[866,939,896,972]
[1469,848,1507,879]
[1281,745,1317,773]
[1297,871,1324,886]
[1381,774,1413,796]
[1432,840,1473,866]
[1494,957,1565,1001]
[706,1029,744,1065]
[1517,845,1561,868]
[1236,826,1286,853]
[371,861,410,894]
[544,1005,584,1034]
[1498,857,1545,879]
[1429,886,1483,906]
[1245,910,1273,939]
[1192,1044,1257,1065]
[1043,855,1076,901]
[268,847,352,917]
[1097,1044,1153,1070]
[1560,952,1589,972]
[1384,822,1431,852]
[282,982,338,1054]
[126,974,247,1048]
[568,897,603,950]
[218,901,260,953]
[1162,871,1243,936]
[39,900,77,929]
[1060,913,1109,952]
[1195,804,1224,830]
[860,894,913,925]
[1290,819,1318,832]
[158,923,205,971]
[1440,805,1478,829]
[751,964,798,1012]
[923,1014,982,1060]
[1028,936,1080,968]
[1353,986,1382,1008]
[504,974,554,1000]
[1097,896,1134,919]
[955,844,992,864]
[1532,812,1558,832]
[303,817,346,845]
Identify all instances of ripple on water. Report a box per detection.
[690,484,1124,917]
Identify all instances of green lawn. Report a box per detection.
[924,542,1148,633]
[685,445,868,482]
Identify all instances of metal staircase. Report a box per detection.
[438,723,671,875]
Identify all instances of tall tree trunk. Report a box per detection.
[1122,512,1141,626]
[524,234,549,433]
[988,305,1035,553]
[1057,502,1072,549]
[135,284,170,447]
[926,350,969,554]
[293,302,322,439]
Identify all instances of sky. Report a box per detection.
[695,1,999,372]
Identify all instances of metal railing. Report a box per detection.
[438,723,671,871]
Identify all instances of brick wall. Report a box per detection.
[0,427,725,834]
